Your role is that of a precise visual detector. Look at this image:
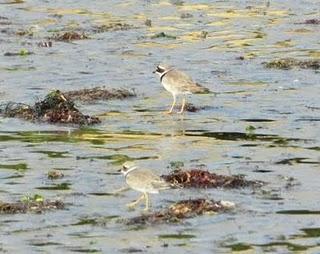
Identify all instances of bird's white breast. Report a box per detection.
[162,79,182,95]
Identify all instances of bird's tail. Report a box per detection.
[192,83,212,94]
[153,181,172,190]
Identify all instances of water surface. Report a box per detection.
[0,0,319,252]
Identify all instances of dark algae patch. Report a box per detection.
[241,118,275,122]
[33,150,70,158]
[73,218,99,226]
[255,242,311,252]
[76,154,158,165]
[92,23,133,33]
[276,210,320,215]
[29,241,62,247]
[162,169,262,188]
[4,49,33,56]
[68,248,101,253]
[301,228,320,237]
[127,199,234,225]
[158,234,195,239]
[64,87,136,102]
[151,32,177,39]
[185,103,207,113]
[0,90,100,125]
[296,19,320,25]
[50,31,89,41]
[275,157,319,165]
[264,58,320,70]
[36,182,71,190]
[225,243,252,251]
[225,241,313,252]
[185,131,307,145]
[72,215,119,226]
[0,163,28,172]
[0,197,64,214]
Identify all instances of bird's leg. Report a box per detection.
[126,193,145,208]
[143,193,150,212]
[178,96,186,114]
[166,94,176,114]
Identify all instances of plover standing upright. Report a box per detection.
[119,161,171,211]
[154,64,210,114]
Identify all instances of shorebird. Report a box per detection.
[118,161,171,211]
[154,64,210,114]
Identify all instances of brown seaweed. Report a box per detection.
[92,23,133,33]
[127,199,234,225]
[0,90,100,125]
[162,169,262,188]
[0,199,64,214]
[264,58,320,70]
[64,87,136,102]
[185,103,206,112]
[296,19,320,25]
[51,31,89,41]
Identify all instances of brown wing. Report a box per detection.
[163,69,210,94]
[126,170,169,192]
[126,170,154,188]
[151,178,171,190]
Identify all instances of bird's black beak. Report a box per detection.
[117,168,122,172]
[153,66,161,74]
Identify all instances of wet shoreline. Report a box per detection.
[1,0,320,253]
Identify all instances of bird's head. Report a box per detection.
[119,161,137,175]
[153,64,171,76]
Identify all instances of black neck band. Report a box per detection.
[160,69,173,82]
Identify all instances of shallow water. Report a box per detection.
[1,0,320,253]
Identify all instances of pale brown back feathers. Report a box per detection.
[162,69,210,94]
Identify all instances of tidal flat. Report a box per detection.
[0,0,319,253]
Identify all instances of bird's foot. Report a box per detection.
[126,203,137,210]
[126,200,139,208]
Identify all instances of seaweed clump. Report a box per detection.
[4,49,33,56]
[264,58,320,70]
[37,41,52,47]
[51,31,89,41]
[127,199,234,225]
[92,23,133,33]
[162,169,262,188]
[0,199,64,214]
[0,90,100,125]
[151,32,177,39]
[47,170,64,179]
[64,87,136,102]
[185,103,206,113]
[298,19,320,25]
